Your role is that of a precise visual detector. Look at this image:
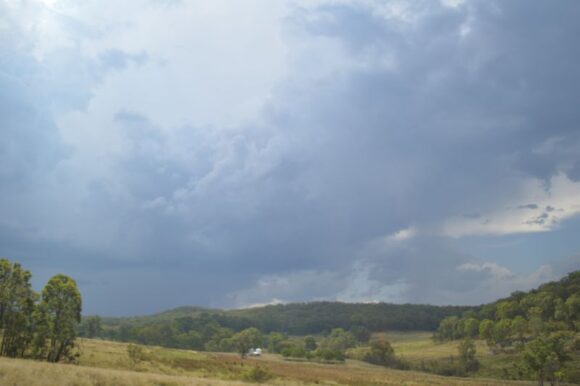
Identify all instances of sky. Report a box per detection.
[1,0,580,316]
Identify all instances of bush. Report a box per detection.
[127,344,145,365]
[242,366,272,383]
[281,346,307,358]
[418,357,467,377]
[363,339,394,366]
[315,348,344,362]
[458,339,479,373]
[360,339,409,370]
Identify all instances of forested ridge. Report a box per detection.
[436,270,580,341]
[435,270,580,384]
[92,302,472,345]
[102,302,471,333]
[90,272,580,350]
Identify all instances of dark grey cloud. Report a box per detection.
[1,0,580,315]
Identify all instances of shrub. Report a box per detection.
[418,357,467,377]
[315,348,344,362]
[127,344,145,365]
[242,366,272,383]
[458,339,479,373]
[281,345,307,358]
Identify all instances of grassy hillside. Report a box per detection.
[347,331,579,383]
[0,338,536,386]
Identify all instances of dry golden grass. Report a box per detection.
[0,338,537,386]
[0,356,250,386]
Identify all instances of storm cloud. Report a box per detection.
[1,0,580,315]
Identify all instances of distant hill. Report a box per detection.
[472,269,579,324]
[87,271,579,357]
[102,306,216,326]
[96,271,580,337]
[98,301,473,335]
[435,270,580,341]
[226,301,473,334]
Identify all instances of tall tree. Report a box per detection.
[232,327,262,358]
[520,332,573,386]
[0,259,36,357]
[458,339,479,373]
[36,274,82,362]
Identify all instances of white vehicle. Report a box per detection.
[248,348,262,356]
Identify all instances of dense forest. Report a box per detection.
[436,270,580,342]
[101,302,472,334]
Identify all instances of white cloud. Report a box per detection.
[239,298,285,310]
[455,262,556,303]
[457,261,513,279]
[441,173,580,237]
[336,261,409,303]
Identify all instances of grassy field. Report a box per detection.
[373,331,580,382]
[0,338,537,386]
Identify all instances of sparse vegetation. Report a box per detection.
[0,338,539,385]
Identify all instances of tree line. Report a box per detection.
[0,258,82,362]
[88,301,471,349]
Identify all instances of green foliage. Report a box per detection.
[528,306,544,337]
[493,319,512,347]
[496,301,519,320]
[362,338,395,366]
[241,366,272,383]
[519,332,574,386]
[314,347,344,362]
[96,301,471,352]
[479,319,495,346]
[80,316,103,338]
[350,325,371,343]
[565,294,580,330]
[127,344,145,365]
[432,271,580,382]
[319,328,356,351]
[511,316,528,344]
[457,339,479,373]
[0,259,36,358]
[303,335,317,351]
[0,258,82,363]
[36,274,82,363]
[463,318,479,339]
[435,316,460,341]
[436,270,580,345]
[231,327,262,358]
[267,332,287,353]
[281,345,308,359]
[417,356,468,377]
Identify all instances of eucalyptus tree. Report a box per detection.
[36,274,82,362]
[0,259,36,357]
